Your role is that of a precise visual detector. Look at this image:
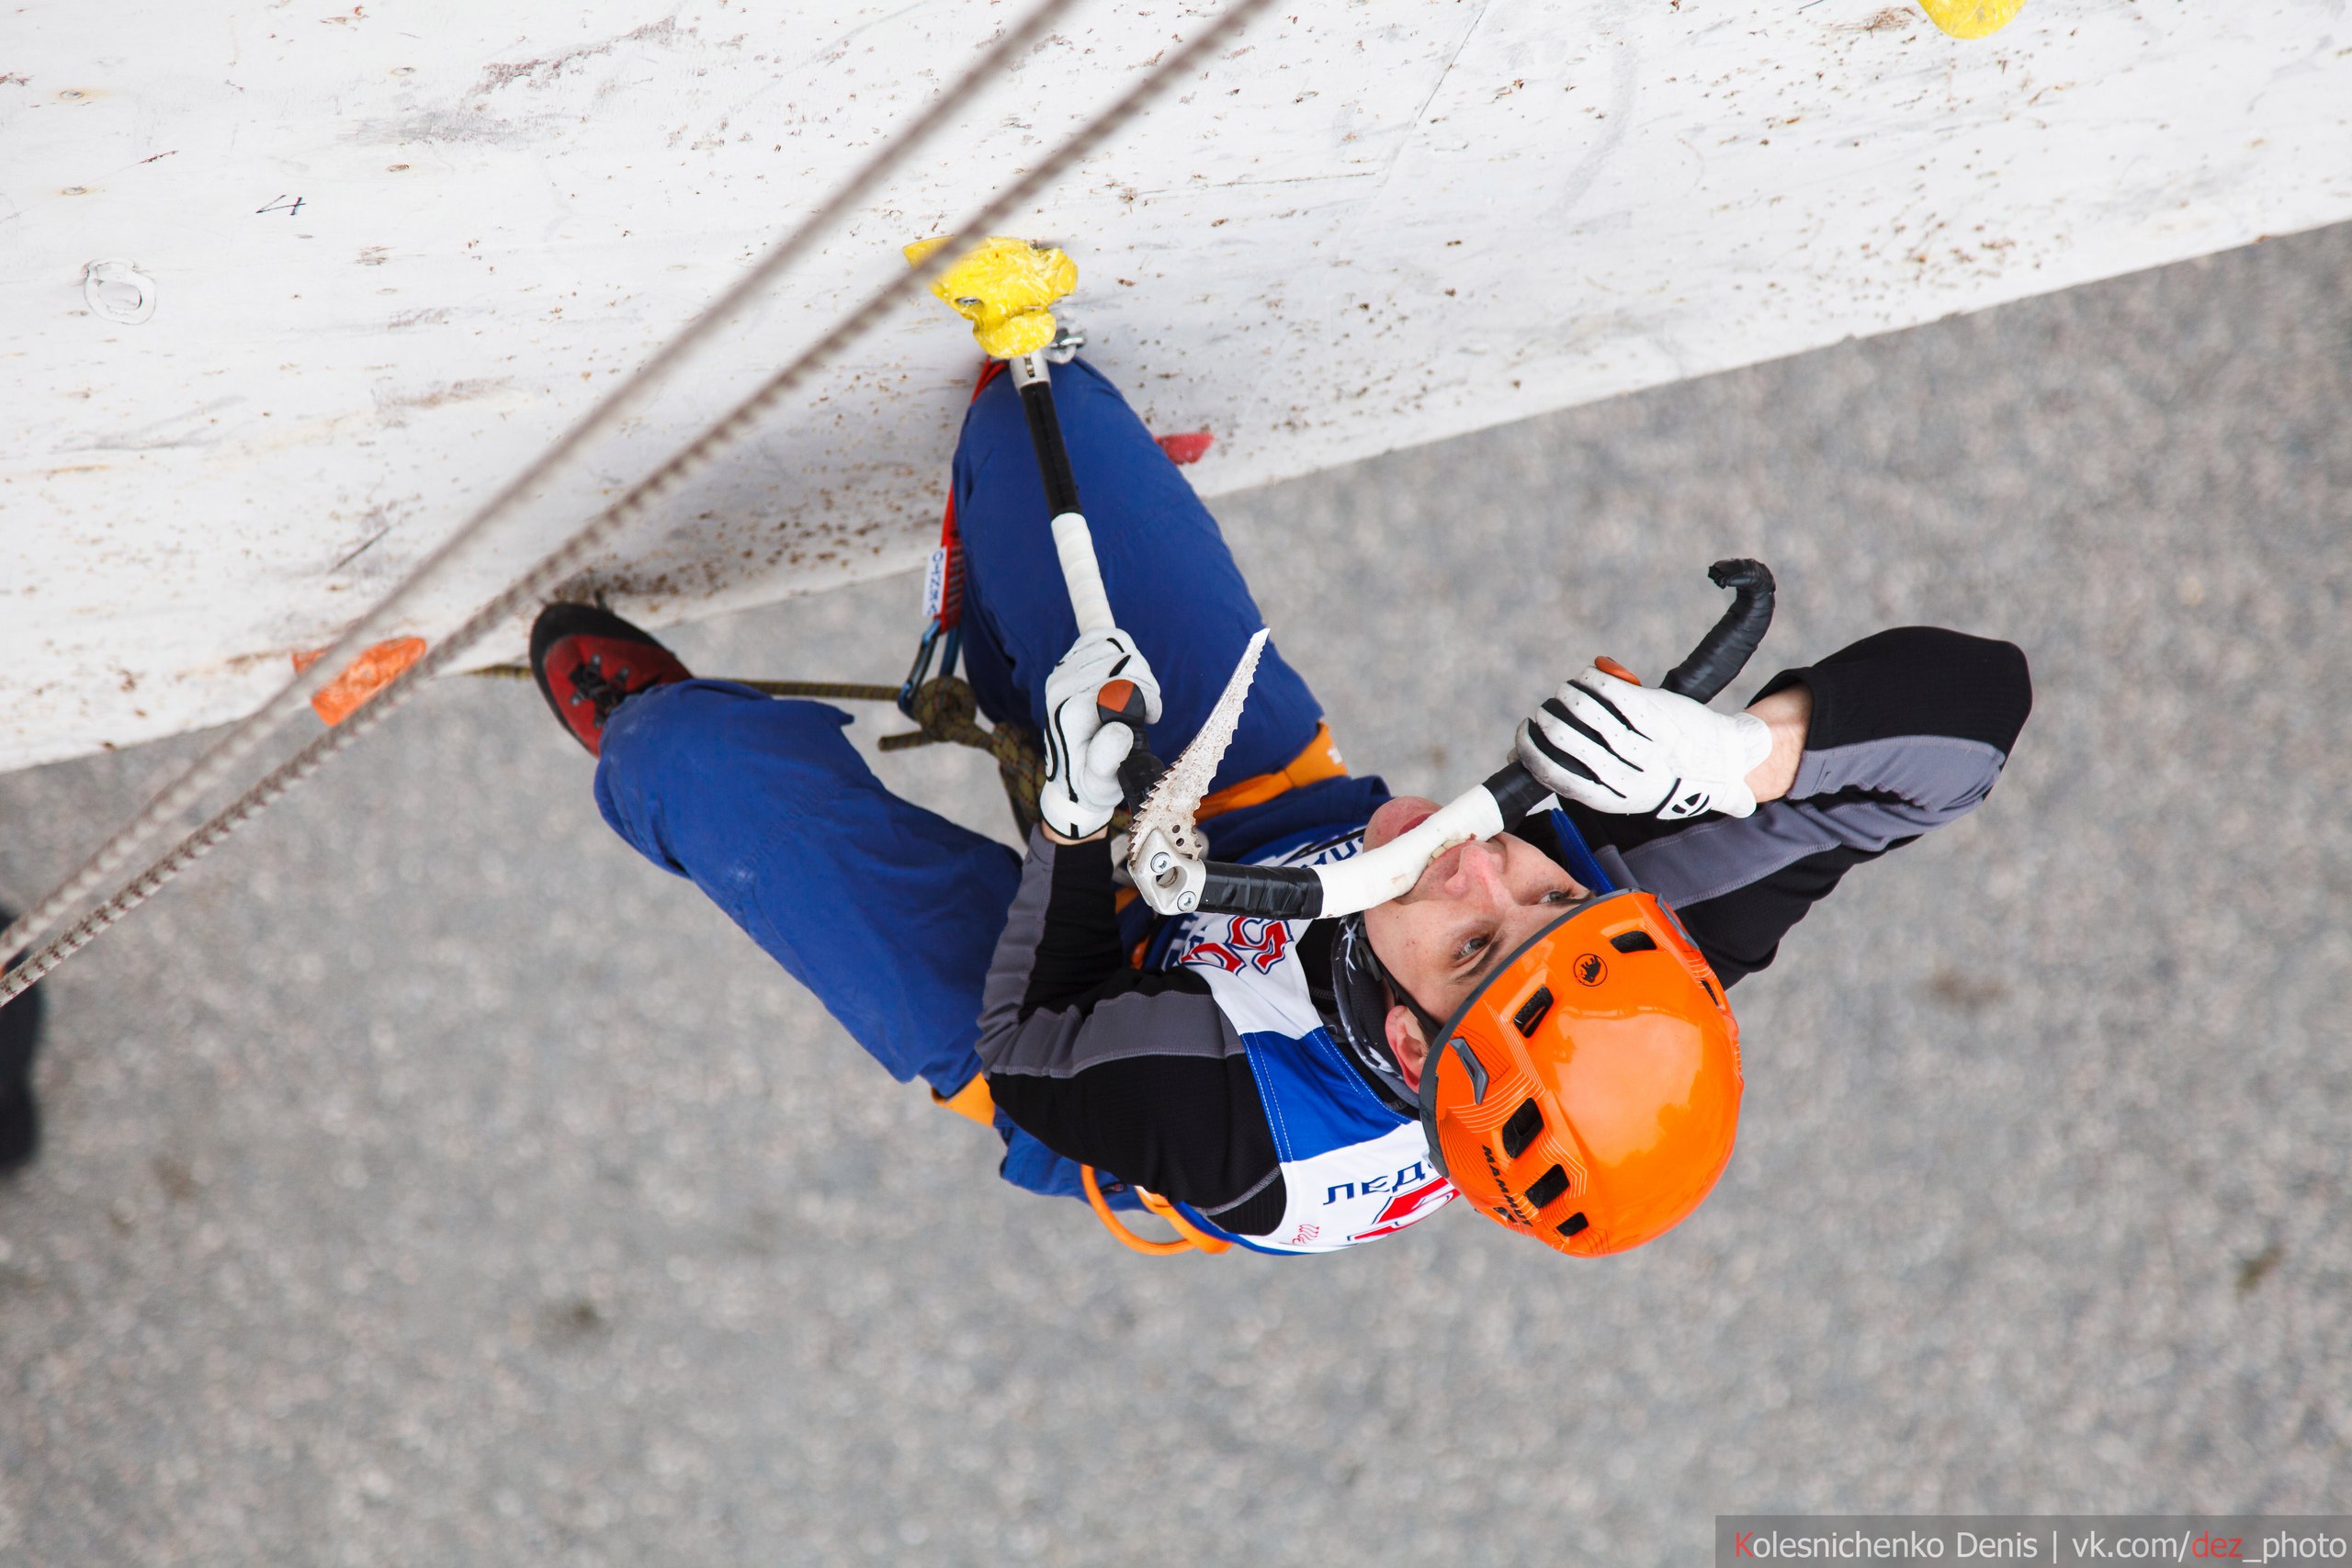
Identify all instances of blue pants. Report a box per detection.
[593,360,1338,1191]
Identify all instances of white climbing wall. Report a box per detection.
[6,0,2349,769]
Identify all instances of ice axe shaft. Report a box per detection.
[1007,354,1103,629]
[909,234,1164,804]
[1006,350,1168,805]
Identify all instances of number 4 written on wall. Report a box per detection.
[256,195,306,216]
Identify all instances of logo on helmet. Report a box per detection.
[1477,1144,1532,1225]
[1573,953,1608,987]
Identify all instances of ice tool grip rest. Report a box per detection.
[1096,678,1168,806]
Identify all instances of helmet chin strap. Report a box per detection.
[1333,915,1446,1097]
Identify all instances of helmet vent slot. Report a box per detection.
[1555,1212,1589,1238]
[1524,1166,1570,1208]
[1610,930,1657,953]
[1511,987,1554,1036]
[1499,1100,1544,1160]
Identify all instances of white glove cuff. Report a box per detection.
[1667,709,1772,820]
[1730,710,1773,776]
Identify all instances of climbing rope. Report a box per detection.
[895,676,1047,840]
[473,663,1048,835]
[0,0,1093,974]
[0,0,1282,1008]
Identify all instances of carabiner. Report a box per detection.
[897,623,944,717]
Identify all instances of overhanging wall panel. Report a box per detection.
[6,0,2347,768]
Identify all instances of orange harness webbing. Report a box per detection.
[937,1078,1234,1256]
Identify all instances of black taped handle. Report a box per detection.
[1198,863,1323,919]
[1660,558,1776,704]
[1486,558,1774,820]
[1484,762,1555,822]
[1016,374,1082,518]
[1097,682,1167,809]
[1118,746,1167,810]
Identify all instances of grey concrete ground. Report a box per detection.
[3,223,2348,1567]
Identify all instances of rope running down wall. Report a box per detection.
[0,0,1094,971]
[0,0,1283,1008]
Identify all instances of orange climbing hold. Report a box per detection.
[290,637,429,726]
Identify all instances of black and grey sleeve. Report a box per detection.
[977,829,1284,1226]
[1561,626,2032,986]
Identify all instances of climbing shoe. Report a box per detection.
[529,604,693,757]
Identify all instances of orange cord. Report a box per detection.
[936,1090,1227,1257]
[1136,1187,1233,1253]
[1080,1167,1230,1256]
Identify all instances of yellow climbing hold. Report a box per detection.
[1917,0,2024,39]
[904,235,1077,359]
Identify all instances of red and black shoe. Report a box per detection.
[529,604,693,756]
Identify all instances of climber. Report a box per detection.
[527,353,2031,1257]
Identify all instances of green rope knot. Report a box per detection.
[885,675,1045,838]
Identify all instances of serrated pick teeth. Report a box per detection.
[1126,627,1269,880]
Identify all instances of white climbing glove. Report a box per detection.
[1038,628,1163,840]
[1515,665,1774,820]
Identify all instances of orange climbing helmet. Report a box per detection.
[1417,889,1743,1258]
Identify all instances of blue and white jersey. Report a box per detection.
[978,626,2031,1253]
[1153,832,1457,1254]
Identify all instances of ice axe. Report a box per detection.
[1125,560,1778,918]
[907,236,1166,807]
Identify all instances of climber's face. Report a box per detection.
[1358,796,1588,1090]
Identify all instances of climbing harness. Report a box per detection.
[0,0,1285,1008]
[932,1052,1233,1260]
[1083,1167,1231,1257]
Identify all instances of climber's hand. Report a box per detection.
[1516,664,1772,820]
[1040,629,1163,840]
